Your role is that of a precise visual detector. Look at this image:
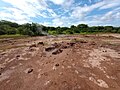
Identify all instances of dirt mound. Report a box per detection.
[52,49,63,55]
[45,46,56,52]
[0,34,120,90]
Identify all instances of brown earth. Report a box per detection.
[0,34,120,90]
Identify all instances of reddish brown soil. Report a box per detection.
[0,34,120,90]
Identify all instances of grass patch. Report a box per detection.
[70,38,88,43]
[0,34,28,39]
[0,45,27,51]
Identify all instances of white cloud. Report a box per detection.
[1,0,47,17]
[0,8,31,24]
[100,11,113,21]
[48,0,65,5]
[49,1,120,27]
[82,7,120,26]
[93,7,120,22]
[52,18,64,26]
[102,12,120,21]
[71,0,120,20]
[47,9,57,18]
[100,3,119,9]
[39,22,52,26]
[0,0,120,26]
[0,0,58,24]
[62,0,74,8]
[71,1,104,19]
[99,0,120,9]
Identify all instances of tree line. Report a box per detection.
[0,20,120,36]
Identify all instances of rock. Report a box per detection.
[1,52,6,55]
[103,50,107,52]
[53,64,60,70]
[79,40,87,43]
[55,63,59,67]
[84,35,89,37]
[44,80,51,85]
[52,42,61,48]
[45,46,55,52]
[25,68,33,74]
[90,42,96,45]
[62,66,65,69]
[29,48,36,52]
[28,68,33,73]
[59,72,63,75]
[16,55,20,58]
[68,42,75,46]
[61,45,68,49]
[52,49,63,55]
[52,66,57,70]
[38,42,44,45]
[29,44,37,48]
[75,70,79,74]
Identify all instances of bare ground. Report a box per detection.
[0,34,120,90]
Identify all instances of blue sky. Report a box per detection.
[0,0,120,27]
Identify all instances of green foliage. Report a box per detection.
[0,34,27,39]
[117,29,120,33]
[48,31,57,35]
[0,20,19,28]
[0,20,120,36]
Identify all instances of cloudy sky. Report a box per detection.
[0,0,120,26]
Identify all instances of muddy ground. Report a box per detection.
[0,34,120,90]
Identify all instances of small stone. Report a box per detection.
[29,48,36,52]
[75,70,79,74]
[1,52,6,55]
[103,50,107,52]
[61,45,68,49]
[28,68,33,73]
[52,66,57,70]
[25,68,33,74]
[52,42,61,48]
[52,49,63,55]
[71,59,74,61]
[80,40,87,43]
[68,42,75,46]
[16,55,20,58]
[62,66,65,69]
[29,44,37,48]
[38,42,44,45]
[55,63,59,67]
[59,72,63,75]
[45,46,55,52]
[44,80,51,85]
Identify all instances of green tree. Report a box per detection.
[77,24,88,33]
[104,26,113,32]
